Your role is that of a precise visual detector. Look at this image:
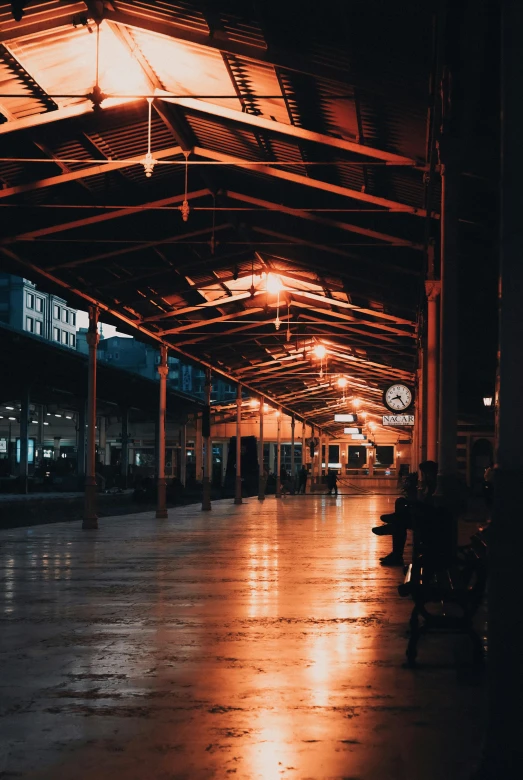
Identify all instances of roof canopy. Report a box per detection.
[1,0,484,439]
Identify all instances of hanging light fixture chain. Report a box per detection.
[141,97,157,177]
[180,151,190,221]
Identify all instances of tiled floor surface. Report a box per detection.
[0,495,485,779]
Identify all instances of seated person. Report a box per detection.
[372,461,438,566]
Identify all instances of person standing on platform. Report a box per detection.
[327,469,338,496]
[298,465,308,494]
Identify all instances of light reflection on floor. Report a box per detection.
[0,495,485,780]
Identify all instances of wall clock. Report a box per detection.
[383,383,413,412]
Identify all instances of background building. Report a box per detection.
[77,330,237,401]
[0,273,77,348]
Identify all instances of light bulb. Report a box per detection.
[313,344,326,359]
[337,377,348,389]
[249,398,259,408]
[266,273,283,294]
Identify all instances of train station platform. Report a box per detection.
[0,495,485,780]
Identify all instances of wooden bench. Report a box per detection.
[399,506,488,667]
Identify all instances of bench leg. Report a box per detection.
[406,607,420,667]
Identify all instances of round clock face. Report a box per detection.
[383,384,413,412]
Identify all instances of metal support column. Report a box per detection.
[275,409,282,498]
[234,385,242,504]
[98,415,106,464]
[319,430,324,485]
[290,414,295,493]
[258,397,265,501]
[83,306,99,530]
[77,402,86,486]
[475,4,523,774]
[120,406,129,488]
[180,423,187,486]
[156,345,168,519]
[195,414,203,483]
[426,244,440,463]
[302,421,306,469]
[37,404,44,460]
[436,151,459,501]
[19,386,29,494]
[310,425,316,490]
[202,368,212,511]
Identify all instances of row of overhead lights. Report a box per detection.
[1,406,75,425]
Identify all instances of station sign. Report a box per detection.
[334,413,358,423]
[383,414,415,426]
[351,433,366,440]
[343,427,361,434]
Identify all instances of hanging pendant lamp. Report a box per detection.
[141,98,157,177]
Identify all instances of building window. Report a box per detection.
[35,320,42,336]
[53,327,60,342]
[70,333,75,348]
[53,305,60,319]
[61,309,69,324]
[26,293,34,309]
[25,316,34,332]
[70,312,76,327]
[35,297,43,312]
[61,331,68,345]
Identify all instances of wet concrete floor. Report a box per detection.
[0,495,485,779]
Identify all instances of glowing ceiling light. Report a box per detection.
[249,398,260,408]
[337,377,348,389]
[352,398,361,409]
[5,406,14,410]
[263,404,270,413]
[266,273,283,294]
[369,422,376,430]
[313,344,326,359]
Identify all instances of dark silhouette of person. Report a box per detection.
[298,465,308,494]
[279,464,288,494]
[372,460,438,566]
[327,469,338,496]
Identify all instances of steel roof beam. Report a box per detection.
[47,223,230,271]
[290,302,412,344]
[2,188,210,242]
[252,226,421,275]
[176,315,292,347]
[159,308,264,336]
[0,145,183,199]
[226,191,424,249]
[194,147,431,216]
[156,93,420,167]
